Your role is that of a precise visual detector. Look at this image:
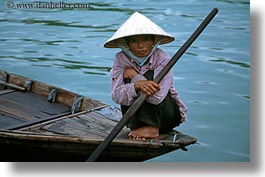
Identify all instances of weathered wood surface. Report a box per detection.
[0,111,25,129]
[0,97,50,121]
[0,70,107,130]
[0,71,7,90]
[0,89,16,95]
[0,128,186,161]
[3,72,105,110]
[1,91,70,115]
[32,109,128,139]
[0,71,105,111]
[0,88,72,129]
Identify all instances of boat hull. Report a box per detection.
[0,130,181,162]
[0,70,197,162]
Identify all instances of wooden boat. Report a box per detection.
[0,70,197,162]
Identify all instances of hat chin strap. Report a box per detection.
[116,40,161,67]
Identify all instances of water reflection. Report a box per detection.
[54,63,111,75]
[1,18,115,30]
[0,54,110,75]
[216,0,249,4]
[20,38,79,46]
[209,59,250,68]
[89,4,135,13]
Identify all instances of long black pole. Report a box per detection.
[87,8,218,162]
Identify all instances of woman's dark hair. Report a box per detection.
[125,35,155,45]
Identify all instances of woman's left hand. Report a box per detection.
[123,67,138,79]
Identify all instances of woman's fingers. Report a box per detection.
[141,81,159,95]
[135,80,160,95]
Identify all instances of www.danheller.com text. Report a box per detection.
[6,0,91,9]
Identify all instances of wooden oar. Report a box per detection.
[86,8,219,162]
[0,80,26,91]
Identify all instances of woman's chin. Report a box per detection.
[135,53,147,58]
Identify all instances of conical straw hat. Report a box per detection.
[104,12,175,48]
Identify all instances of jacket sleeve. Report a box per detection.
[110,54,139,106]
[170,87,188,122]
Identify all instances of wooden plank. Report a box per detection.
[80,97,106,112]
[1,91,70,115]
[95,106,122,122]
[0,111,25,129]
[6,73,76,107]
[30,81,105,110]
[31,81,76,107]
[65,118,109,137]
[5,71,107,112]
[19,105,109,131]
[6,74,26,89]
[0,97,49,121]
[0,89,16,95]
[76,111,130,138]
[40,116,108,138]
[77,112,118,129]
[4,111,71,130]
[39,111,128,138]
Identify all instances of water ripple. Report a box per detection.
[0,18,115,30]
[209,59,250,68]
[216,0,249,4]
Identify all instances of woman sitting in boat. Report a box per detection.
[104,12,187,140]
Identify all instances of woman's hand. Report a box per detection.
[123,67,160,95]
[123,68,138,79]
[134,80,160,96]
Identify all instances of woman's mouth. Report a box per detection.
[137,50,147,56]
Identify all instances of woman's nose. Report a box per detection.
[137,41,143,48]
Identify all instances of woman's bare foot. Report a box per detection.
[128,126,159,140]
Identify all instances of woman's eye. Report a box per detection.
[129,39,136,43]
[143,37,151,41]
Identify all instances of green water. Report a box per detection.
[0,0,250,162]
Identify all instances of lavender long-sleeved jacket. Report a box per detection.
[110,48,187,122]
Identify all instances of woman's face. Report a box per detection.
[127,35,154,58]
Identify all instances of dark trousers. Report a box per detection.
[121,70,182,133]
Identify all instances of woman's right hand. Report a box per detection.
[134,80,160,96]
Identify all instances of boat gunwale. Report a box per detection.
[0,129,176,148]
[1,70,106,111]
